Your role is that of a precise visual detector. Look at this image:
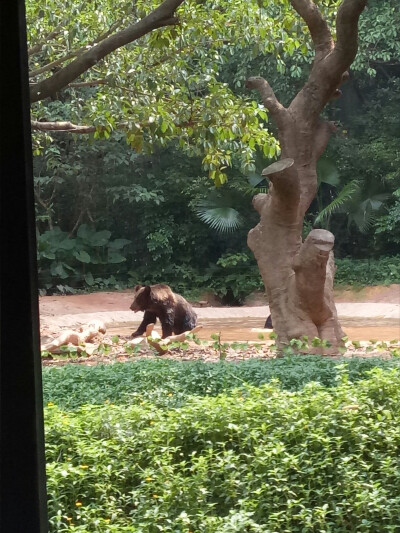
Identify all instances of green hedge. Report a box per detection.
[46,367,400,532]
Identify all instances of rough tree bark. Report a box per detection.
[246,0,367,355]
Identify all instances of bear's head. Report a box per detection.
[130,285,151,312]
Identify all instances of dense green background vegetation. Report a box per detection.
[44,357,400,532]
[29,0,400,299]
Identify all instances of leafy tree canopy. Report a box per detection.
[27,0,343,183]
[28,0,399,183]
[28,0,399,185]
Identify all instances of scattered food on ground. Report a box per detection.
[41,323,400,367]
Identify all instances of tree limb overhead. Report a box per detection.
[29,12,132,78]
[333,0,368,70]
[30,0,185,103]
[290,0,333,59]
[31,120,97,133]
[289,0,367,119]
[245,76,288,129]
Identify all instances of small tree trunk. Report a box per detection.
[246,0,367,354]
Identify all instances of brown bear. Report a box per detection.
[130,284,197,339]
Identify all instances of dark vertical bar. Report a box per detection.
[0,0,48,531]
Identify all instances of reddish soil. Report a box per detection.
[39,285,399,343]
[39,290,135,316]
[40,284,400,316]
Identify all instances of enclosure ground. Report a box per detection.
[40,285,399,344]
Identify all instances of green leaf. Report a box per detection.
[108,251,126,263]
[74,250,91,263]
[248,172,267,188]
[108,238,131,250]
[58,239,76,250]
[50,261,69,279]
[77,224,94,240]
[91,230,112,246]
[84,272,95,286]
[42,251,56,260]
[317,158,340,186]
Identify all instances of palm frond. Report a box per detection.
[315,180,360,225]
[361,193,392,211]
[193,190,245,233]
[350,193,392,233]
[350,207,377,233]
[195,205,243,232]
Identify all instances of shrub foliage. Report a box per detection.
[44,359,400,532]
[43,356,400,410]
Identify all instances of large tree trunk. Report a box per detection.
[246,0,367,354]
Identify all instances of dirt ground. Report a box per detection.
[39,284,400,317]
[38,286,399,365]
[40,284,400,344]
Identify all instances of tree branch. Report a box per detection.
[31,120,131,134]
[32,120,96,134]
[30,0,185,103]
[262,160,300,207]
[312,119,337,161]
[290,0,333,59]
[289,0,366,119]
[333,0,368,70]
[34,190,54,229]
[29,15,129,78]
[245,76,288,129]
[28,25,64,56]
[67,79,107,88]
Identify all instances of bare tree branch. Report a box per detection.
[245,76,288,129]
[260,158,300,209]
[30,0,185,103]
[32,120,96,134]
[289,0,366,119]
[69,208,86,237]
[31,120,131,134]
[312,119,337,161]
[30,56,75,78]
[333,0,368,70]
[29,15,130,78]
[67,79,107,88]
[290,0,333,59]
[34,190,54,229]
